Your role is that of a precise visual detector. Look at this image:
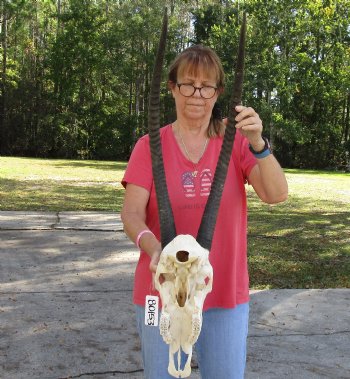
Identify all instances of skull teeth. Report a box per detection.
[159,313,172,344]
[188,313,201,344]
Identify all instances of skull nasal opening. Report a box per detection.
[176,250,189,262]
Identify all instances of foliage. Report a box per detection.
[0,0,349,169]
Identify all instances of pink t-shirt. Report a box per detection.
[122,124,257,310]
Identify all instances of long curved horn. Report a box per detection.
[197,13,247,250]
[148,8,177,248]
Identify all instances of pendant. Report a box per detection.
[192,171,198,178]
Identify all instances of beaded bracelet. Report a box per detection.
[136,229,155,249]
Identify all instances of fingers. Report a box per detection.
[149,260,158,273]
[150,253,163,291]
[236,116,262,131]
[235,105,257,121]
[235,104,245,113]
[149,251,161,273]
[234,105,262,133]
[150,262,158,273]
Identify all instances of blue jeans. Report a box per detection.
[135,302,249,379]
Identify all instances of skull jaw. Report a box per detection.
[159,308,194,378]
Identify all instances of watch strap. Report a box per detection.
[249,137,271,159]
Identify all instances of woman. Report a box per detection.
[121,45,288,379]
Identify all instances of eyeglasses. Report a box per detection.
[176,83,217,99]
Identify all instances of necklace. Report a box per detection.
[178,127,209,178]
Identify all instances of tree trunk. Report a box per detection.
[344,91,350,142]
[54,0,61,97]
[0,6,7,153]
[266,90,274,150]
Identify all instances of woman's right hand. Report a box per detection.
[150,249,164,290]
[149,249,162,273]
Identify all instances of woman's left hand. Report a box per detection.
[234,105,264,151]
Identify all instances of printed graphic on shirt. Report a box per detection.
[182,172,196,198]
[199,169,212,197]
[182,168,213,198]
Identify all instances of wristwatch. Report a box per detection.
[249,137,271,159]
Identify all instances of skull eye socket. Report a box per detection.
[176,250,189,262]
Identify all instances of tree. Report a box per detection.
[0,0,349,168]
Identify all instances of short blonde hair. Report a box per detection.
[168,45,225,137]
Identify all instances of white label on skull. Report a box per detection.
[145,295,159,326]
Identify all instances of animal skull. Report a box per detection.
[155,234,213,378]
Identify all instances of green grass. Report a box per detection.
[247,169,350,289]
[0,157,127,211]
[0,157,349,289]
